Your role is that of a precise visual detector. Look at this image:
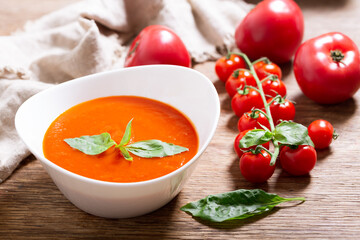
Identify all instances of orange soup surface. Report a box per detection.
[43,96,199,183]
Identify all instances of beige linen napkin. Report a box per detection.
[0,0,250,182]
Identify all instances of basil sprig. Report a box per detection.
[180,189,305,222]
[239,121,314,149]
[64,119,189,161]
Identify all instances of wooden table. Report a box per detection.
[1,0,360,239]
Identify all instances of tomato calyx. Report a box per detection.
[237,85,259,95]
[286,144,299,150]
[260,74,278,83]
[245,145,272,158]
[248,109,261,119]
[330,50,345,63]
[332,130,339,140]
[267,94,286,106]
[232,68,251,78]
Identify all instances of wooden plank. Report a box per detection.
[1,0,360,238]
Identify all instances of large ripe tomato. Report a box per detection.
[294,32,360,104]
[225,70,257,97]
[215,54,247,82]
[231,89,264,117]
[237,110,270,132]
[239,150,275,183]
[308,120,337,149]
[234,129,270,158]
[124,25,191,67]
[235,0,304,63]
[279,145,317,176]
[253,60,282,80]
[268,98,295,125]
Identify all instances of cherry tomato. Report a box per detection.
[235,0,304,63]
[280,145,317,176]
[294,32,360,104]
[215,54,247,82]
[225,70,257,97]
[231,89,264,117]
[239,150,275,183]
[262,77,287,99]
[125,25,191,67]
[253,60,282,80]
[234,129,270,158]
[308,120,337,149]
[268,98,295,125]
[237,110,270,132]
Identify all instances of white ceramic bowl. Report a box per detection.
[15,65,220,218]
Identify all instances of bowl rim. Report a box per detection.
[15,65,220,187]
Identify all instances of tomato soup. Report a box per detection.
[43,96,198,183]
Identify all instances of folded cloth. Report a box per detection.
[0,0,250,182]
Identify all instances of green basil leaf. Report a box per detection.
[126,140,188,158]
[274,121,314,147]
[119,146,133,161]
[64,132,116,155]
[180,189,305,222]
[239,129,272,148]
[119,119,133,146]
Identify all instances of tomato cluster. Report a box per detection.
[215,53,337,183]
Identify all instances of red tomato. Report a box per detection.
[253,60,282,80]
[231,89,264,117]
[268,98,295,125]
[280,145,317,176]
[308,120,337,149]
[124,25,191,67]
[234,129,270,158]
[294,32,360,104]
[262,77,287,99]
[237,110,270,132]
[235,0,304,63]
[225,70,257,97]
[215,54,247,82]
[239,150,275,183]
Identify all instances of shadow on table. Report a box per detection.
[292,93,357,126]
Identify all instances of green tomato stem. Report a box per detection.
[231,52,280,165]
[270,140,280,166]
[251,57,271,65]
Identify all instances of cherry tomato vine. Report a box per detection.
[230,52,283,165]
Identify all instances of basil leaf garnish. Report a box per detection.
[239,129,272,148]
[64,132,116,155]
[180,189,305,222]
[274,121,314,147]
[119,146,133,161]
[63,119,189,160]
[126,140,189,158]
[119,119,133,146]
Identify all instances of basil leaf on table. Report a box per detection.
[180,189,305,222]
[239,129,272,148]
[126,140,189,158]
[64,132,116,155]
[274,121,314,147]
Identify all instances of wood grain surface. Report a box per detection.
[1,0,360,239]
